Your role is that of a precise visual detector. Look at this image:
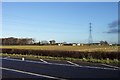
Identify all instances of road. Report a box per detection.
[0,57,120,80]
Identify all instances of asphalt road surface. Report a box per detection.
[0,57,120,80]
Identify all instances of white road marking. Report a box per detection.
[67,61,79,66]
[22,57,25,61]
[40,59,48,63]
[102,64,120,69]
[1,58,119,71]
[3,57,7,59]
[0,67,66,80]
[3,57,10,59]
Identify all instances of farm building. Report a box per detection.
[49,40,56,45]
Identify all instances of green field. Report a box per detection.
[1,45,119,52]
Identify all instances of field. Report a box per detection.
[0,45,119,52]
[0,45,120,65]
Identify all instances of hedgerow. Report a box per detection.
[1,48,120,60]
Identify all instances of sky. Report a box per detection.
[2,2,118,43]
[2,0,120,2]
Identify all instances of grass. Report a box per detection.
[1,53,119,66]
[0,45,119,52]
[0,45,119,66]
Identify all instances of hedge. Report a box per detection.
[1,48,120,60]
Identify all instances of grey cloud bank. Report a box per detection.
[105,20,120,33]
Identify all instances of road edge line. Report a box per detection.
[102,64,120,69]
[0,67,66,80]
[67,61,79,66]
[40,59,48,63]
[1,58,119,71]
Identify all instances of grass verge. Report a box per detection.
[0,53,119,66]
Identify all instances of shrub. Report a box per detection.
[1,48,120,60]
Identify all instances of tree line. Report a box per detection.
[0,37,33,45]
[0,37,56,45]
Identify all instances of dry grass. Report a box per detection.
[1,45,119,52]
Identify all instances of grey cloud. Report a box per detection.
[108,20,120,28]
[104,20,120,34]
[105,28,120,33]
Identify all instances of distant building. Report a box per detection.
[62,43,72,46]
[58,43,63,46]
[77,43,81,46]
[41,40,49,45]
[109,44,113,46]
[92,43,101,45]
[49,40,56,45]
[100,41,108,45]
[72,43,77,46]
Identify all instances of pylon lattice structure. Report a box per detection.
[88,23,93,44]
